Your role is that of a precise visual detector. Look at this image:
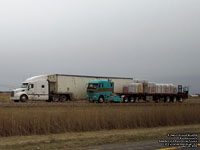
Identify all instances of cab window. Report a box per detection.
[88,83,98,89]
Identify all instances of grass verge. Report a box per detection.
[1,104,200,136]
[0,124,199,150]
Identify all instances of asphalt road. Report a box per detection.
[82,141,200,150]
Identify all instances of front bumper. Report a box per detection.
[10,91,21,101]
[10,95,20,101]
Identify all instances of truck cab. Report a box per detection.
[11,75,49,102]
[86,80,121,103]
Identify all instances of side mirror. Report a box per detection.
[28,84,30,90]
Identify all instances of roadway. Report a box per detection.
[83,141,200,150]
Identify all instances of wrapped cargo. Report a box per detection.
[133,79,148,83]
[132,79,148,93]
[123,86,129,94]
[155,83,177,94]
[163,84,168,93]
[137,83,143,93]
[169,84,177,94]
[156,84,162,94]
[123,83,143,94]
[147,82,156,94]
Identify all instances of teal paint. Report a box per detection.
[86,80,121,102]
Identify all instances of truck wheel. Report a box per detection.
[60,95,67,102]
[98,96,104,103]
[20,95,28,102]
[123,97,129,103]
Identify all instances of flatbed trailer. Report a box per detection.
[117,91,189,103]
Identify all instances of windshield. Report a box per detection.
[21,83,28,88]
[88,83,99,89]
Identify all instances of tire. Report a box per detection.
[179,97,183,103]
[52,96,59,102]
[154,97,159,103]
[60,95,67,102]
[123,97,129,103]
[98,96,104,103]
[172,97,177,103]
[20,95,28,102]
[165,97,170,103]
[66,95,70,101]
[14,100,19,103]
[130,97,136,103]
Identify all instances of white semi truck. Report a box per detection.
[10,74,133,102]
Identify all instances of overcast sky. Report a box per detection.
[0,0,199,93]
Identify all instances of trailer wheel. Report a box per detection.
[66,95,71,101]
[123,97,129,103]
[60,95,67,102]
[52,96,59,102]
[178,97,183,103]
[154,97,159,103]
[130,97,136,103]
[172,97,177,103]
[98,96,104,103]
[20,95,28,102]
[165,97,170,103]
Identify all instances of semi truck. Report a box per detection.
[10,74,133,102]
[86,80,189,103]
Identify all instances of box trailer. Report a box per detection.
[11,74,133,102]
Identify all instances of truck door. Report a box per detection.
[27,82,37,100]
[39,80,49,100]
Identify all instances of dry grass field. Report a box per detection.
[184,97,200,103]
[0,104,200,137]
[0,92,10,102]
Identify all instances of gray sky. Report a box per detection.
[0,0,199,93]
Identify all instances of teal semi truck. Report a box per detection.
[86,80,122,103]
[86,80,189,103]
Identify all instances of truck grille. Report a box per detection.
[11,91,14,97]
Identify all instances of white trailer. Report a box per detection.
[11,74,133,102]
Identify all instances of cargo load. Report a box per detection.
[123,83,143,94]
[155,84,177,94]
